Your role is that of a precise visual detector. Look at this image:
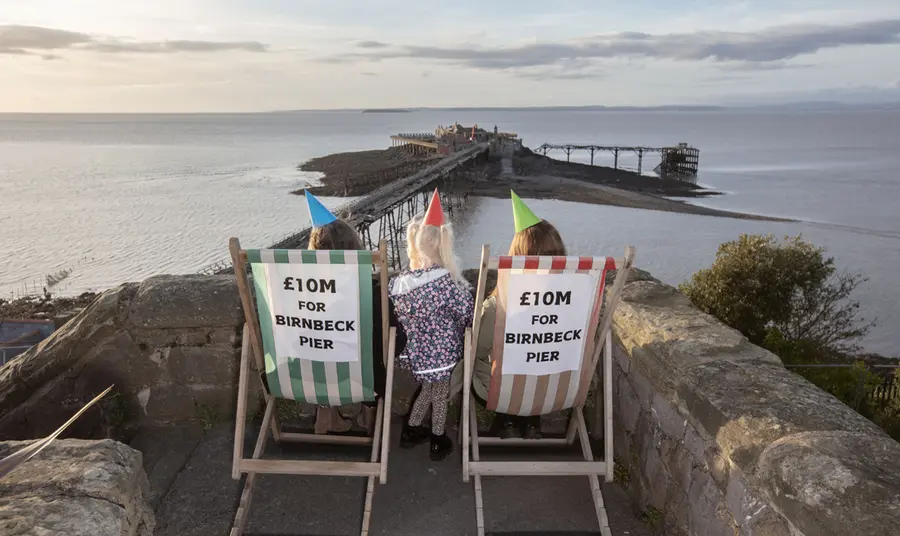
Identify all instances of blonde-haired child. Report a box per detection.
[389,189,473,460]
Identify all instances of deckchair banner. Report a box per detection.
[501,271,601,376]
[247,248,376,405]
[486,254,614,416]
[491,255,616,272]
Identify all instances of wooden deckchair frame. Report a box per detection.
[461,244,636,536]
[228,238,396,536]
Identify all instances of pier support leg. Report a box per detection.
[590,149,595,166]
[614,150,619,170]
[638,149,643,175]
[565,148,571,162]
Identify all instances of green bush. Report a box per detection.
[679,234,872,352]
[679,234,900,435]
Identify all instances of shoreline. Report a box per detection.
[296,145,793,222]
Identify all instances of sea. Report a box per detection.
[1,110,898,355]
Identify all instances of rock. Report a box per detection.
[0,439,154,536]
[0,283,137,438]
[128,275,242,330]
[609,277,900,536]
[0,275,248,439]
[679,359,886,473]
[757,431,900,536]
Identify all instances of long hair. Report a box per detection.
[308,219,364,251]
[492,220,566,296]
[405,214,424,269]
[410,214,469,288]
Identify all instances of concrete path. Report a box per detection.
[143,419,652,536]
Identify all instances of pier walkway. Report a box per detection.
[537,142,699,177]
[200,142,489,274]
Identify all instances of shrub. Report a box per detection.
[679,234,873,352]
[679,234,894,427]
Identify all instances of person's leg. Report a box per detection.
[429,379,453,460]
[315,406,352,435]
[496,412,521,439]
[521,415,542,440]
[407,382,433,427]
[400,382,432,448]
[429,379,450,436]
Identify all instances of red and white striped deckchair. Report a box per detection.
[461,245,636,536]
[228,238,397,536]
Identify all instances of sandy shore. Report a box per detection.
[459,173,791,221]
[294,147,439,197]
[293,145,792,222]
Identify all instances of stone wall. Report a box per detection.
[610,276,900,535]
[0,438,154,535]
[0,275,252,441]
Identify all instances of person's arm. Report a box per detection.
[387,294,407,356]
[449,282,476,332]
[475,298,497,360]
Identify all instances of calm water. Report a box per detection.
[1,110,898,354]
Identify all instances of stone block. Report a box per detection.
[165,345,238,386]
[192,385,240,422]
[207,327,241,347]
[651,391,687,441]
[0,283,137,426]
[615,371,642,433]
[725,468,793,536]
[138,384,197,423]
[74,331,167,394]
[613,280,782,398]
[687,469,734,536]
[678,359,886,473]
[757,431,900,536]
[128,275,242,330]
[0,439,154,536]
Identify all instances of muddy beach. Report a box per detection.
[294,145,791,222]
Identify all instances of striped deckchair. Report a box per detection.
[228,237,397,536]
[461,245,636,536]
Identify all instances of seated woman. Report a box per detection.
[304,191,407,434]
[450,191,567,439]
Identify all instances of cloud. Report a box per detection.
[325,19,900,71]
[0,25,267,56]
[0,25,90,50]
[356,40,388,49]
[717,60,817,72]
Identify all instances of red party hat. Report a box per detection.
[423,188,445,226]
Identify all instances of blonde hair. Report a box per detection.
[405,214,424,269]
[406,213,469,288]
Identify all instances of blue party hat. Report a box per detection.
[305,191,338,228]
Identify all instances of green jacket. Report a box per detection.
[449,296,496,402]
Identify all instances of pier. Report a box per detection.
[201,141,489,274]
[537,142,699,179]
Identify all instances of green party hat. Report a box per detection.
[511,190,541,233]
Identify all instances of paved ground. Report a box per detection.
[138,418,652,536]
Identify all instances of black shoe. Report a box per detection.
[430,433,453,461]
[400,422,430,449]
[522,416,542,440]
[498,415,521,439]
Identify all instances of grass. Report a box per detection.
[195,403,221,430]
[639,506,663,530]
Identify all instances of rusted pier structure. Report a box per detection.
[536,142,699,179]
[200,143,489,274]
[391,134,439,155]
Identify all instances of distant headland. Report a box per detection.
[361,108,412,114]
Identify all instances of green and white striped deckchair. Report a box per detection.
[228,237,396,536]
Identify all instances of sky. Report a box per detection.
[2,0,900,112]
